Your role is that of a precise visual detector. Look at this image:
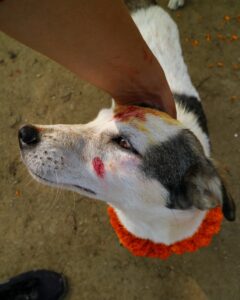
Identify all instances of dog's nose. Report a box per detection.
[18,125,40,146]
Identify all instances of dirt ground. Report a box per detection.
[0,0,239,299]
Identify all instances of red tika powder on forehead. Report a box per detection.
[108,206,223,259]
[113,105,179,125]
[114,106,147,122]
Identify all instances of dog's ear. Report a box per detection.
[168,131,236,221]
[142,129,235,221]
[176,160,236,221]
[221,183,236,221]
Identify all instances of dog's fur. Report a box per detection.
[19,6,235,245]
[168,0,185,10]
[125,0,185,11]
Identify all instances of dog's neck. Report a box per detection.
[112,204,207,245]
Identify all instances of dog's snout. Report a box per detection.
[18,125,40,147]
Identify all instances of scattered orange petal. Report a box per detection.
[232,63,240,70]
[231,34,238,41]
[205,33,212,42]
[224,15,231,21]
[207,63,214,68]
[15,190,21,197]
[230,96,237,103]
[237,15,240,23]
[217,33,226,40]
[191,39,199,47]
[217,62,224,68]
[176,12,181,18]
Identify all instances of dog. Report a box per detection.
[18,6,235,246]
[125,0,185,11]
[168,0,185,10]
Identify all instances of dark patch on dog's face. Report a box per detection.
[141,129,202,209]
[141,129,236,220]
[174,94,209,135]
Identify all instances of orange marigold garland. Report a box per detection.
[108,206,223,259]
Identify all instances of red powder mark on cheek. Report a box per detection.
[92,157,105,178]
[114,106,146,122]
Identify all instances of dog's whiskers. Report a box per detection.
[22,176,35,188]
[45,170,62,211]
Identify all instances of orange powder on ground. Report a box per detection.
[108,206,223,259]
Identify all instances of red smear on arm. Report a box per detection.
[114,106,146,122]
[92,157,105,178]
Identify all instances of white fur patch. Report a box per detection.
[132,6,199,98]
[114,205,207,245]
[168,0,185,10]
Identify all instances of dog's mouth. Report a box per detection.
[30,171,96,195]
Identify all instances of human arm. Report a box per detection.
[0,0,176,118]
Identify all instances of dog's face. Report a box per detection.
[19,105,235,220]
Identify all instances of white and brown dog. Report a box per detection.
[19,6,235,247]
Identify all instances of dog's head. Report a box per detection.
[19,105,235,221]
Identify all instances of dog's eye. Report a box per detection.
[113,137,131,149]
[112,136,139,154]
[118,137,131,149]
